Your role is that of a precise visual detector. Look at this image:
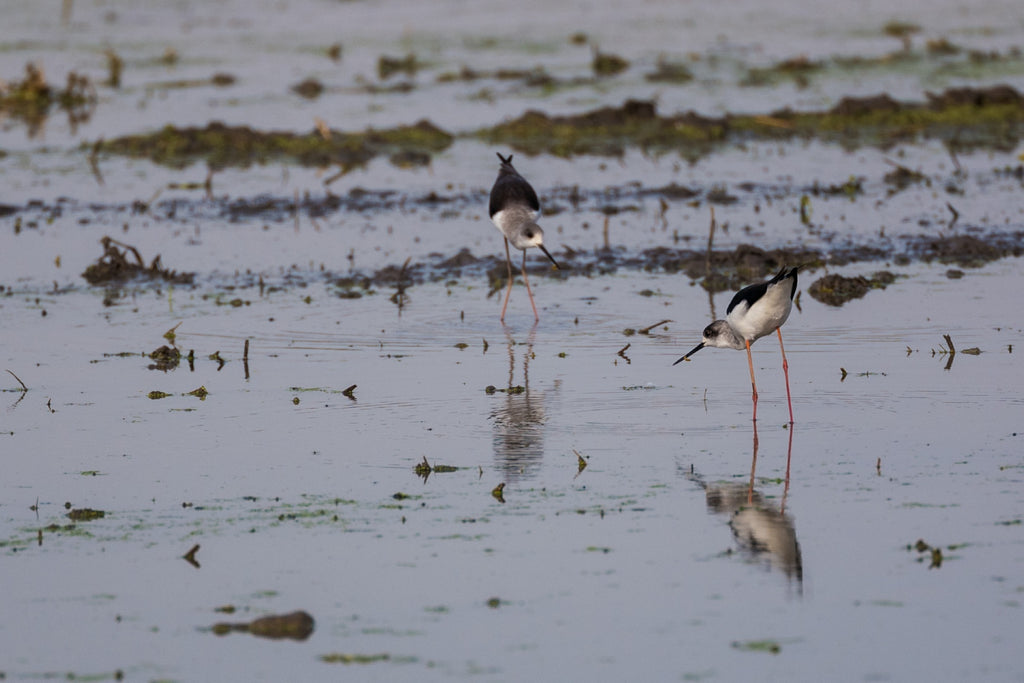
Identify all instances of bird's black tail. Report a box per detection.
[770,266,799,300]
[495,152,518,176]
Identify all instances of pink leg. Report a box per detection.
[777,327,794,424]
[500,238,514,322]
[745,339,758,422]
[520,249,539,322]
[747,419,759,505]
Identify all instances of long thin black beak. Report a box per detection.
[673,342,705,365]
[538,244,560,270]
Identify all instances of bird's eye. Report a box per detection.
[525,230,534,239]
[703,326,716,337]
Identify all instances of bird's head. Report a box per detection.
[513,223,560,270]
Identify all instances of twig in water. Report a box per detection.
[6,369,28,392]
[947,142,963,176]
[638,319,672,335]
[183,544,200,569]
[89,138,104,186]
[243,339,250,380]
[573,449,588,479]
[946,202,959,230]
[391,256,412,312]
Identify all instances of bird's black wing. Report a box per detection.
[489,157,541,217]
[725,267,798,314]
[726,279,769,316]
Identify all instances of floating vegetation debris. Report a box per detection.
[415,456,458,482]
[491,482,506,503]
[638,319,672,335]
[742,55,822,88]
[100,119,453,171]
[104,49,123,88]
[378,53,419,80]
[645,57,694,83]
[884,159,930,193]
[574,449,588,478]
[90,85,1024,170]
[291,78,324,99]
[187,386,209,399]
[82,236,194,285]
[320,653,390,664]
[912,234,1018,268]
[148,386,208,400]
[731,639,782,654]
[437,65,553,88]
[183,544,200,569]
[485,385,525,394]
[883,21,921,50]
[66,508,105,521]
[483,86,1024,158]
[807,271,896,306]
[592,49,630,77]
[907,538,947,569]
[211,610,315,641]
[149,345,181,372]
[932,333,980,369]
[0,62,96,136]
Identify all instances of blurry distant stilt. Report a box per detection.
[489,152,559,322]
[675,267,798,423]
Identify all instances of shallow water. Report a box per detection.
[2,0,1024,681]
[4,261,1023,681]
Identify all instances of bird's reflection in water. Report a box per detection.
[490,325,549,482]
[686,425,802,592]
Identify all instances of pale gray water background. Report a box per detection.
[2,0,1024,681]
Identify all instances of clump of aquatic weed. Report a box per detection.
[911,234,1020,268]
[320,653,393,665]
[82,236,194,285]
[741,55,823,88]
[807,271,897,306]
[378,53,420,79]
[907,538,965,569]
[0,62,96,135]
[481,86,1024,158]
[291,78,325,99]
[100,119,453,170]
[211,610,315,641]
[645,57,694,84]
[66,508,106,521]
[592,48,630,77]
